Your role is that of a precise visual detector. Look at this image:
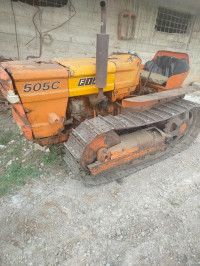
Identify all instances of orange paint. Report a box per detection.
[12,103,33,140]
[122,99,157,108]
[179,123,187,134]
[0,61,69,142]
[89,144,165,175]
[34,134,69,146]
[0,51,190,147]
[141,50,189,91]
[108,146,139,161]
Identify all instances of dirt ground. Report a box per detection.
[0,93,200,266]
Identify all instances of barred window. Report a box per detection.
[155,7,192,34]
[11,0,68,7]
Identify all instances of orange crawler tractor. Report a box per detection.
[0,1,200,183]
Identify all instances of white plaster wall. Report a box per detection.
[0,0,200,84]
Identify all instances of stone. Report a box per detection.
[34,143,46,152]
[0,144,6,149]
[6,160,12,167]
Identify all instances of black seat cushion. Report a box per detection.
[144,55,189,78]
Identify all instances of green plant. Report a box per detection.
[0,130,13,145]
[0,162,40,197]
[168,198,179,207]
[43,145,64,165]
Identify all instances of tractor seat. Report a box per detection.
[141,55,189,86]
[140,70,168,86]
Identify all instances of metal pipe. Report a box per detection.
[95,0,109,104]
[100,1,106,34]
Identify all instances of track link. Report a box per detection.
[64,99,200,186]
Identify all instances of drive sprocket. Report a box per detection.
[163,110,194,143]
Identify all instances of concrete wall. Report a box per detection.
[0,0,200,84]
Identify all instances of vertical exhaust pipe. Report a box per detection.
[95,1,109,103]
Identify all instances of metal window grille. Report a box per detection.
[155,7,192,34]
[11,0,68,7]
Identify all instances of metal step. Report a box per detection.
[122,86,200,107]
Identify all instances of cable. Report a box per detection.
[26,0,76,60]
[11,0,20,60]
[44,0,76,34]
[26,7,43,60]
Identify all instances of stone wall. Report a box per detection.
[0,0,200,84]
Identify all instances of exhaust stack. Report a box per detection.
[95,1,109,102]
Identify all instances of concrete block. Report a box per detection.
[0,0,199,83]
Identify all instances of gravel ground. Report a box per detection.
[0,93,200,266]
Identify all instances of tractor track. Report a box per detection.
[64,99,200,186]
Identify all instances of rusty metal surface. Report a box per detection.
[34,134,69,147]
[87,128,165,175]
[0,67,33,139]
[1,60,67,81]
[64,106,200,185]
[81,131,120,171]
[1,60,69,140]
[118,11,136,40]
[122,86,200,107]
[65,99,200,176]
